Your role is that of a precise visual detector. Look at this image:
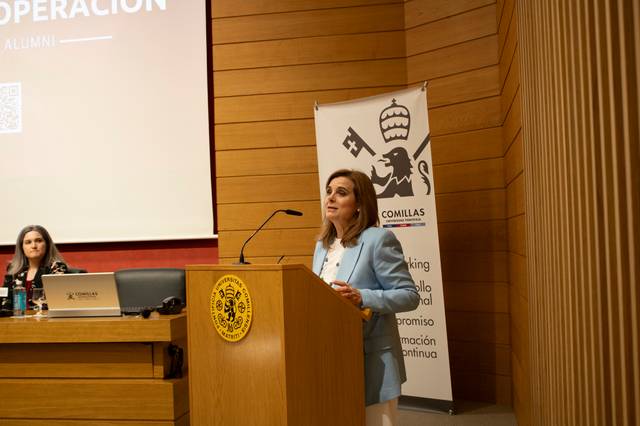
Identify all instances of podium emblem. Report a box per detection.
[210,274,253,342]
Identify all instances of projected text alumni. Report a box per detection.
[0,0,167,26]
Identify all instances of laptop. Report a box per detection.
[42,272,121,318]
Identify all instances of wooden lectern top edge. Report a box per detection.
[186,264,372,321]
[185,264,307,271]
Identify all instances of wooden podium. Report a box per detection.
[186,264,365,426]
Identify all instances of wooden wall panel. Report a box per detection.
[217,174,318,204]
[420,14,512,395]
[214,59,406,97]
[518,0,640,424]
[406,5,497,56]
[212,5,403,44]
[214,87,405,123]
[217,201,322,231]
[431,127,503,165]
[452,371,512,404]
[496,0,504,21]
[211,2,409,317]
[502,49,520,121]
[500,13,518,87]
[441,251,508,283]
[507,214,526,256]
[504,132,523,184]
[509,293,528,353]
[436,189,505,222]
[446,312,510,345]
[218,229,318,258]
[407,16,508,405]
[506,173,525,218]
[497,0,515,58]
[407,35,499,84]
[214,120,315,150]
[496,0,527,420]
[434,158,504,193]
[444,283,509,313]
[448,340,511,376]
[438,220,507,252]
[406,0,523,407]
[219,255,313,268]
[427,66,500,107]
[508,253,527,302]
[509,301,529,375]
[511,352,530,426]
[216,147,318,177]
[405,0,494,28]
[429,96,502,135]
[502,90,521,152]
[213,32,405,71]
[212,0,401,19]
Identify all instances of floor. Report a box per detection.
[399,400,518,426]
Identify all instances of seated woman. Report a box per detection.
[4,225,67,308]
[312,169,420,426]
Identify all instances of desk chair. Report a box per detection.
[114,268,186,314]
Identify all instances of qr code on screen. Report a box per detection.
[0,82,22,134]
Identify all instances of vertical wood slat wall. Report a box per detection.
[518,0,640,425]
[212,0,514,404]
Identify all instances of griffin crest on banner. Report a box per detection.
[341,98,432,198]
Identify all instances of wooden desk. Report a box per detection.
[0,312,189,425]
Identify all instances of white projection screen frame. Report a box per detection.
[0,0,214,244]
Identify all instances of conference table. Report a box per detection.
[0,312,189,425]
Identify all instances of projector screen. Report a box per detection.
[0,0,213,245]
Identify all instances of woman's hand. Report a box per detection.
[331,280,362,307]
[50,261,67,275]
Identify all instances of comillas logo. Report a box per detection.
[66,290,98,301]
[381,208,426,219]
[340,98,432,199]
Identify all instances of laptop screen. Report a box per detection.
[42,272,121,317]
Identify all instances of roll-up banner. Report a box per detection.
[314,86,453,410]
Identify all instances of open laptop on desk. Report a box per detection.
[42,272,121,317]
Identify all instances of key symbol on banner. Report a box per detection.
[342,127,376,158]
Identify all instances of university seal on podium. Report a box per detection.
[210,274,253,342]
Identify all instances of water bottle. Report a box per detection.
[12,279,26,317]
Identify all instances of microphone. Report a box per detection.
[237,209,303,264]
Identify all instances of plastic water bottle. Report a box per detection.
[12,280,26,317]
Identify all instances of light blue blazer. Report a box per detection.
[312,227,419,405]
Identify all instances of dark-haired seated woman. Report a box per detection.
[312,169,420,426]
[3,225,67,308]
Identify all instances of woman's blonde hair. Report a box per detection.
[7,225,64,276]
[318,169,379,248]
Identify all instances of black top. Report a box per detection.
[2,262,68,310]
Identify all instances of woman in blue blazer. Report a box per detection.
[312,169,419,426]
